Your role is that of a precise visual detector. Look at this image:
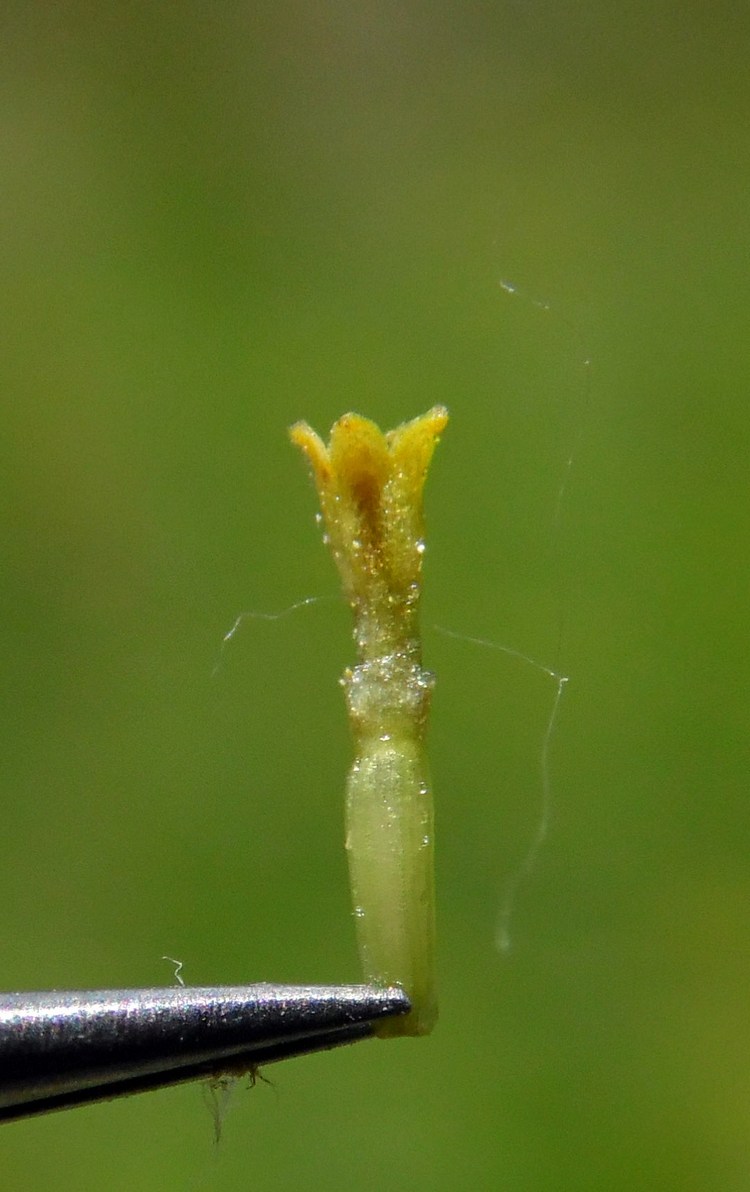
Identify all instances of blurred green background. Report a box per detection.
[3,2,749,1188]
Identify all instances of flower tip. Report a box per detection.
[289,421,331,484]
[329,413,390,499]
[427,405,449,433]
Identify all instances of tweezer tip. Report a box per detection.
[0,983,411,1122]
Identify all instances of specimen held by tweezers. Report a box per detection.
[291,407,447,1036]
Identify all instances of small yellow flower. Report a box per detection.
[290,407,448,651]
[291,408,447,1036]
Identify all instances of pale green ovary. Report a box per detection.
[345,735,436,1037]
[343,654,436,1037]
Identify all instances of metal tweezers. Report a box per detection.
[0,983,410,1124]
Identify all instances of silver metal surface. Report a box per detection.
[0,983,410,1122]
